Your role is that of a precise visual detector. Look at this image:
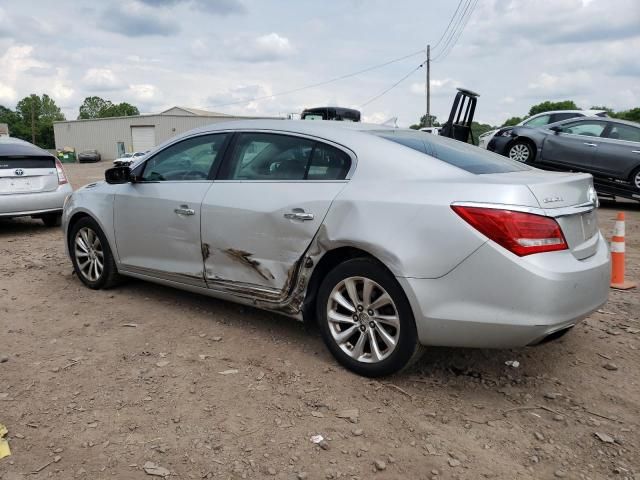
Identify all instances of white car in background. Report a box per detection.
[0,137,72,226]
[113,151,147,166]
[478,110,608,149]
[420,127,441,135]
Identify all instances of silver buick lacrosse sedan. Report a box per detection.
[62,120,610,376]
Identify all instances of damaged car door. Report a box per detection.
[113,133,230,286]
[201,131,353,300]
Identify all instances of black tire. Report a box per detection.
[316,258,423,377]
[68,216,120,289]
[631,167,640,191]
[41,213,62,227]
[507,139,535,163]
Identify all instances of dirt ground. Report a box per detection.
[1,161,639,480]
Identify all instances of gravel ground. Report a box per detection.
[1,161,639,480]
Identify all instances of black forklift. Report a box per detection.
[438,87,480,144]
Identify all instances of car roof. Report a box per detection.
[527,109,605,118]
[546,116,640,128]
[0,136,53,157]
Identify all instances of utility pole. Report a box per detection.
[426,45,431,127]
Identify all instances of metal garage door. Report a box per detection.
[131,126,156,152]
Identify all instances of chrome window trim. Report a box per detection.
[451,201,595,218]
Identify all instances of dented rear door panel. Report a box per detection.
[201,181,346,293]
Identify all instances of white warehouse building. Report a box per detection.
[53,106,278,160]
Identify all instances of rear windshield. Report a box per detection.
[0,156,55,169]
[368,130,529,174]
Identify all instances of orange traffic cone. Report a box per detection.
[610,212,636,290]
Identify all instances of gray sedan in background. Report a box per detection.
[63,120,610,376]
[0,136,72,226]
[487,117,640,200]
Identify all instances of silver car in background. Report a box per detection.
[62,120,610,376]
[1,137,72,226]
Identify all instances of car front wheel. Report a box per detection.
[508,140,535,163]
[316,258,422,377]
[69,217,119,289]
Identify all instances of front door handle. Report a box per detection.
[174,205,195,216]
[284,208,314,221]
[583,142,598,147]
[632,150,640,154]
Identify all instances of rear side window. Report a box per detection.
[607,124,640,143]
[220,132,351,181]
[369,130,528,174]
[307,143,351,180]
[0,156,55,169]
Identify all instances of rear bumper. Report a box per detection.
[0,184,72,217]
[399,233,610,348]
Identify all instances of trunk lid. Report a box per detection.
[482,170,599,260]
[0,156,59,195]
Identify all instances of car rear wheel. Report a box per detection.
[632,168,640,191]
[41,212,61,227]
[69,217,119,289]
[316,258,423,377]
[508,140,535,163]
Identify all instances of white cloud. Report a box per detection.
[227,32,294,62]
[82,68,125,91]
[527,71,592,97]
[128,84,159,101]
[0,81,17,103]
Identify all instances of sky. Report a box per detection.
[0,0,638,127]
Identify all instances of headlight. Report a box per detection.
[499,129,514,137]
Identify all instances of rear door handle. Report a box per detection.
[583,142,598,147]
[632,150,640,154]
[284,209,314,221]
[174,205,195,216]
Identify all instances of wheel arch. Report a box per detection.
[65,210,118,261]
[302,245,402,325]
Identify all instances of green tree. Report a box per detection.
[615,107,640,123]
[410,113,440,130]
[502,116,524,127]
[590,105,615,116]
[528,100,578,117]
[100,102,139,118]
[0,105,29,139]
[470,121,495,145]
[78,96,113,119]
[15,94,65,148]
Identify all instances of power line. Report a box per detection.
[359,61,425,108]
[432,0,478,62]
[431,0,472,59]
[203,49,426,110]
[434,0,478,61]
[431,0,467,51]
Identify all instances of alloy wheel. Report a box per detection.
[509,143,530,162]
[74,227,104,282]
[326,276,400,363]
[634,171,640,190]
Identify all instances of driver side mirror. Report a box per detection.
[105,166,132,184]
[549,126,563,134]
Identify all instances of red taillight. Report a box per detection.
[452,206,568,256]
[55,159,68,185]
